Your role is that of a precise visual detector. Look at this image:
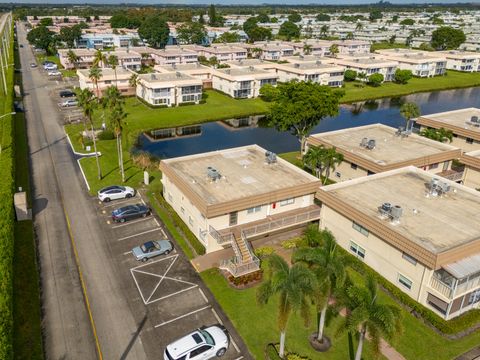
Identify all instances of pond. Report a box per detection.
[138,87,480,159]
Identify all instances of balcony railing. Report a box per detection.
[430,276,453,299]
[438,170,464,182]
[209,225,234,245]
[220,257,260,277]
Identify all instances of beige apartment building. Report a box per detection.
[211,67,278,98]
[317,166,480,320]
[150,47,198,65]
[306,124,462,183]
[272,61,344,87]
[438,50,480,72]
[160,145,321,276]
[376,49,447,77]
[136,72,203,107]
[154,63,213,88]
[460,150,480,189]
[77,67,134,96]
[332,56,398,82]
[415,108,480,152]
[247,41,295,60]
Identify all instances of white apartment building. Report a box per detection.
[150,48,198,66]
[201,45,248,62]
[58,48,141,70]
[332,56,398,82]
[318,166,480,320]
[376,49,447,77]
[77,67,134,96]
[437,50,480,72]
[273,61,344,87]
[136,72,203,107]
[211,67,278,98]
[460,150,480,189]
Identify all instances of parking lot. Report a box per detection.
[94,192,248,359]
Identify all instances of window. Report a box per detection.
[429,163,439,170]
[190,345,212,357]
[168,193,173,202]
[350,241,365,259]
[188,216,194,226]
[466,138,474,144]
[352,222,369,236]
[181,207,185,214]
[247,205,262,214]
[402,252,417,265]
[351,163,358,170]
[367,170,375,176]
[468,289,480,305]
[182,94,196,102]
[335,171,341,178]
[280,198,295,206]
[398,274,413,290]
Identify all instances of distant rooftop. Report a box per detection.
[138,71,201,84]
[416,108,480,140]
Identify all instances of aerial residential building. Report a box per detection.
[415,108,480,152]
[150,47,198,66]
[154,63,213,80]
[437,50,480,72]
[201,45,248,62]
[286,39,332,56]
[247,41,295,60]
[136,72,203,107]
[211,67,278,98]
[333,39,371,55]
[332,55,398,81]
[109,50,142,71]
[77,67,134,96]
[306,124,462,182]
[272,61,344,87]
[159,145,321,276]
[75,33,140,49]
[317,166,480,320]
[460,150,480,189]
[58,48,96,69]
[226,58,278,71]
[376,49,447,77]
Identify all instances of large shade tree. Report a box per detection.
[257,254,316,358]
[431,26,466,50]
[138,15,170,48]
[267,81,343,153]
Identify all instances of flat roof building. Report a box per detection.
[160,145,321,276]
[211,67,278,98]
[77,67,134,97]
[332,56,398,82]
[306,124,462,182]
[437,50,480,72]
[317,166,480,319]
[460,150,480,189]
[376,49,447,77]
[415,108,480,152]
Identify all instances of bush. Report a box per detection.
[344,69,357,82]
[394,69,413,84]
[254,246,275,258]
[178,102,196,107]
[281,239,299,249]
[98,129,115,140]
[228,270,263,286]
[367,73,384,87]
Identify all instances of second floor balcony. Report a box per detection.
[429,264,480,300]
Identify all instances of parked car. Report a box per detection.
[44,64,58,70]
[59,99,78,107]
[19,44,23,48]
[42,60,53,66]
[59,89,75,98]
[48,70,62,76]
[132,240,173,262]
[164,325,229,360]
[111,204,150,223]
[30,62,37,68]
[97,185,135,202]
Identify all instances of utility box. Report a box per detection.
[144,171,149,185]
[14,191,32,221]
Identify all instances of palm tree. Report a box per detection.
[76,88,102,180]
[103,85,123,109]
[322,147,344,184]
[338,275,402,360]
[129,73,140,105]
[320,25,329,38]
[67,49,79,69]
[303,44,313,55]
[355,22,363,31]
[257,254,316,358]
[251,47,263,59]
[293,229,346,344]
[108,102,128,182]
[107,54,119,86]
[93,49,107,67]
[420,127,453,143]
[89,65,102,100]
[400,102,421,132]
[303,145,324,178]
[329,44,339,58]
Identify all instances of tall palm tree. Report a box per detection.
[293,229,346,344]
[129,73,140,105]
[322,147,344,184]
[76,88,102,180]
[257,254,316,358]
[355,22,363,31]
[338,275,403,360]
[320,24,329,38]
[93,49,107,67]
[303,145,324,178]
[329,44,339,58]
[346,32,354,40]
[67,49,79,69]
[89,65,102,100]
[108,102,128,182]
[103,85,123,109]
[303,44,313,55]
[108,54,119,86]
[400,102,421,132]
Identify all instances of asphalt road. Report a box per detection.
[18,21,252,360]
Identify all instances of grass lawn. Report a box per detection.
[200,268,383,360]
[342,70,480,103]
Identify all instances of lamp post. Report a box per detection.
[0,111,16,154]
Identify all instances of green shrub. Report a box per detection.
[178,102,196,107]
[254,246,275,258]
[227,270,263,286]
[281,237,302,249]
[98,129,115,140]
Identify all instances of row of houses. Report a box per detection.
[158,107,480,321]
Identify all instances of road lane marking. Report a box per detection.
[117,228,161,242]
[154,306,211,328]
[233,357,244,360]
[111,216,153,229]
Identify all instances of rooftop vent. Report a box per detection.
[378,202,403,222]
[207,166,221,181]
[427,177,451,197]
[294,63,300,68]
[176,71,181,78]
[249,65,254,71]
[150,74,157,80]
[265,151,277,164]
[360,137,376,150]
[395,126,410,137]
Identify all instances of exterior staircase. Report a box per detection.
[219,230,260,278]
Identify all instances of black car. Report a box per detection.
[112,204,151,223]
[59,90,76,98]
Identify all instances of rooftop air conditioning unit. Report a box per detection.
[471,116,479,123]
[378,202,392,216]
[390,205,403,222]
[367,139,376,150]
[265,151,277,164]
[207,166,221,181]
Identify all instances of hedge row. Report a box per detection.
[0,26,16,360]
[341,247,480,336]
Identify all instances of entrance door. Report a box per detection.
[229,212,238,226]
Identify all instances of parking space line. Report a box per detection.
[231,337,241,353]
[131,254,178,271]
[145,257,178,303]
[146,285,198,305]
[153,217,160,227]
[198,288,208,303]
[233,357,244,360]
[154,305,211,328]
[123,251,131,256]
[211,308,223,325]
[112,217,153,229]
[130,268,147,304]
[101,196,141,208]
[117,228,161,242]
[160,227,167,238]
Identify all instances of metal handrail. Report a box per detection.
[209,225,234,245]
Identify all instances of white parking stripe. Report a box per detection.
[112,217,152,229]
[198,288,208,303]
[231,338,240,353]
[117,228,161,242]
[123,251,131,256]
[160,228,167,238]
[154,306,211,328]
[130,268,147,304]
[211,308,223,325]
[153,217,160,227]
[146,285,198,305]
[101,196,140,208]
[233,357,244,360]
[145,255,178,303]
[131,254,178,270]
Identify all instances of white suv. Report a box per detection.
[164,326,229,360]
[97,185,135,202]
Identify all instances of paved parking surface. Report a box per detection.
[94,193,249,359]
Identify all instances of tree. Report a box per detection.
[316,13,331,22]
[59,25,82,48]
[278,21,300,40]
[400,18,415,26]
[256,12,270,23]
[368,73,384,87]
[208,4,223,26]
[431,26,466,50]
[138,15,170,48]
[107,54,119,85]
[321,147,344,184]
[214,32,240,43]
[346,32,354,40]
[267,81,343,153]
[110,13,141,29]
[26,26,55,53]
[67,49,79,69]
[344,69,357,82]
[39,17,53,27]
[320,25,329,38]
[93,49,107,67]
[303,44,312,55]
[400,102,421,131]
[259,83,278,102]
[394,69,413,84]
[389,35,396,44]
[338,275,402,360]
[355,22,363,31]
[243,17,259,35]
[420,127,453,143]
[329,44,339,58]
[248,26,272,42]
[129,73,140,105]
[303,145,324,178]
[419,42,434,51]
[177,22,207,45]
[199,13,205,25]
[369,9,382,22]
[77,89,102,180]
[288,13,302,23]
[257,254,316,358]
[293,229,346,344]
[89,66,102,99]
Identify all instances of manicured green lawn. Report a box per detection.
[342,71,480,103]
[201,268,383,360]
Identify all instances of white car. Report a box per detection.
[59,99,78,107]
[44,64,58,70]
[164,326,229,360]
[48,70,61,76]
[97,185,135,202]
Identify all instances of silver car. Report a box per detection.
[97,185,135,202]
[132,240,173,262]
[59,99,78,107]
